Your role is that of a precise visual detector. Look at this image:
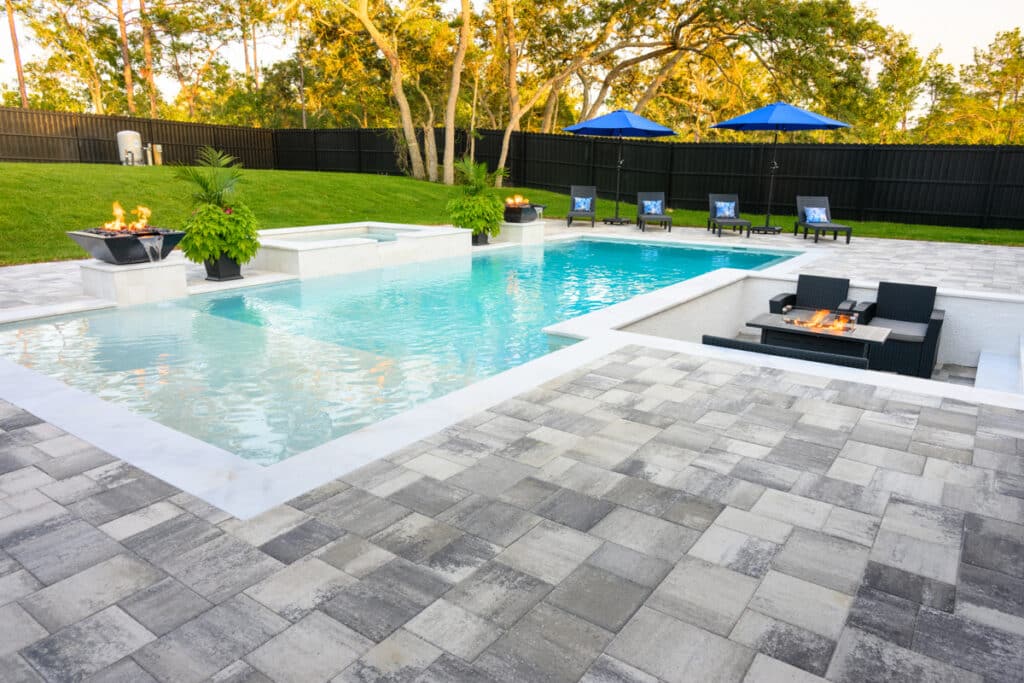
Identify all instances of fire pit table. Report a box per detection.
[746,310,890,360]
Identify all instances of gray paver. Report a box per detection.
[826,627,982,683]
[245,611,371,683]
[21,606,155,683]
[547,564,650,632]
[607,606,753,683]
[647,556,758,635]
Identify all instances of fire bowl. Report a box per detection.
[503,205,538,223]
[67,228,185,265]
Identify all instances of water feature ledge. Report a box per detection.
[80,252,188,305]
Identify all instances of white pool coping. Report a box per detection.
[3,232,1023,518]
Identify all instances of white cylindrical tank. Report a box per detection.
[116,130,144,166]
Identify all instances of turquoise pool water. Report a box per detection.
[0,239,789,464]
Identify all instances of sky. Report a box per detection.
[0,1,1021,100]
[862,0,1022,66]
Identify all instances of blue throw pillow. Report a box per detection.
[804,206,828,223]
[642,199,664,215]
[572,196,592,212]
[715,201,736,219]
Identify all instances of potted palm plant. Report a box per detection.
[446,157,505,245]
[176,147,260,281]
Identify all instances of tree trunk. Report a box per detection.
[633,50,686,115]
[251,23,259,88]
[442,0,471,185]
[139,0,158,117]
[241,15,251,80]
[416,82,438,182]
[4,0,27,107]
[469,70,480,160]
[346,0,425,179]
[583,46,676,120]
[116,0,135,114]
[495,0,520,187]
[540,73,569,133]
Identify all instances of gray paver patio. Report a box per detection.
[1,345,1024,682]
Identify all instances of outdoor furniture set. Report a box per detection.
[565,189,853,243]
[705,274,942,376]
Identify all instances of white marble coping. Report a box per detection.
[79,254,187,273]
[0,298,115,325]
[187,270,297,296]
[257,222,465,250]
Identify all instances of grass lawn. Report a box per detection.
[1,161,1021,266]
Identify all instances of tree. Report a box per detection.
[442,0,471,184]
[4,0,28,107]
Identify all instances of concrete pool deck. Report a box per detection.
[1,227,1023,681]
[2,344,1023,682]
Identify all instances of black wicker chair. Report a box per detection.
[637,192,672,232]
[707,194,751,237]
[769,274,856,315]
[795,196,852,244]
[566,186,596,227]
[856,282,944,378]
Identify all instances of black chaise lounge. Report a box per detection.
[769,274,856,315]
[707,194,750,237]
[637,192,672,232]
[795,196,852,243]
[856,282,944,378]
[702,335,869,369]
[567,186,596,227]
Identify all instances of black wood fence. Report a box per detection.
[2,107,1022,229]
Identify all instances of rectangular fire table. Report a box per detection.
[746,311,890,359]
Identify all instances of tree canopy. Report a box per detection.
[3,1,1022,180]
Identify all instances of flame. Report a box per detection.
[505,194,529,207]
[101,201,153,232]
[787,309,855,333]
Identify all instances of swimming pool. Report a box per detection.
[0,238,790,464]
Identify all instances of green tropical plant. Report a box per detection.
[446,156,505,237]
[174,146,244,207]
[179,203,260,265]
[176,147,260,266]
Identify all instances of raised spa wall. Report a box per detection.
[251,222,472,278]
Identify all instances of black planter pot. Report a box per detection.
[471,233,489,246]
[66,229,185,265]
[203,254,243,281]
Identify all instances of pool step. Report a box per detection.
[974,338,1023,394]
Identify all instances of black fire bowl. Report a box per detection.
[503,205,538,223]
[67,229,185,265]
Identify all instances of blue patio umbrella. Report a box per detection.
[712,102,850,230]
[565,110,676,224]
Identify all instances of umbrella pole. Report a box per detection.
[764,131,779,229]
[604,137,629,225]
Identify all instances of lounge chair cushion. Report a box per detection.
[869,317,929,343]
[804,207,828,223]
[642,199,664,214]
[714,201,736,219]
[573,196,593,211]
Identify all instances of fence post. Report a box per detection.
[589,138,596,187]
[355,129,363,173]
[980,146,1002,228]
[855,145,871,221]
[72,112,84,163]
[665,143,675,208]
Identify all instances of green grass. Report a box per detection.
[1,162,1021,266]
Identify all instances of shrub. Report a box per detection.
[447,156,505,237]
[179,203,260,265]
